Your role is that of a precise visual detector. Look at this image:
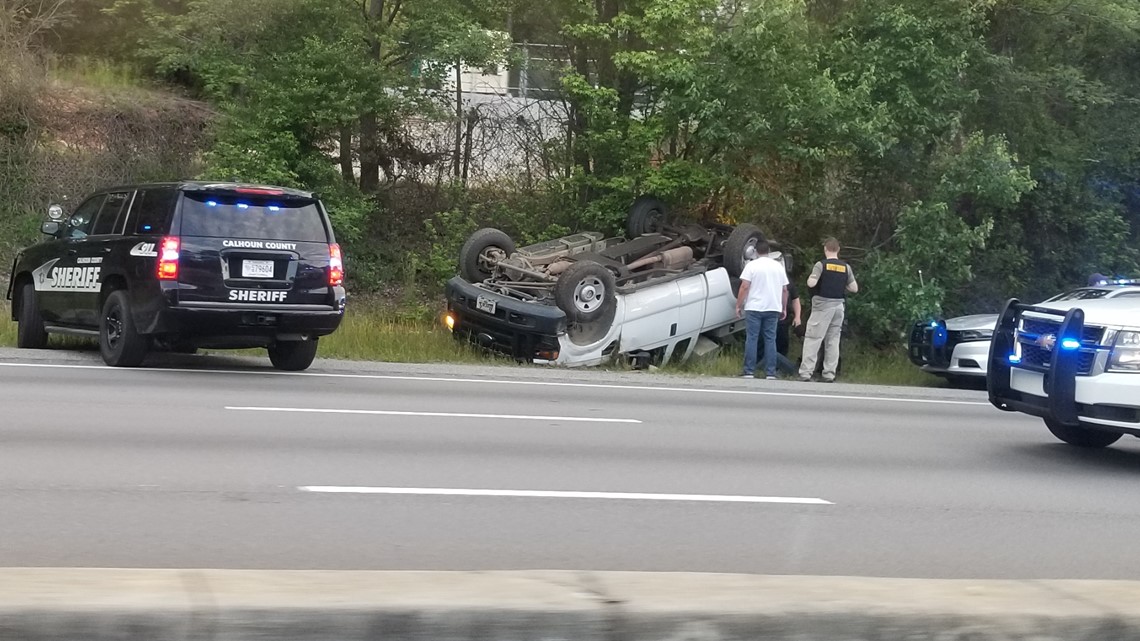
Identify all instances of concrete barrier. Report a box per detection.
[3,569,1140,640]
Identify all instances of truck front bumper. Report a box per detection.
[444,276,567,362]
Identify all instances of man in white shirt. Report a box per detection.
[735,240,789,379]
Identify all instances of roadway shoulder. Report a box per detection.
[3,569,1139,641]
[0,346,985,404]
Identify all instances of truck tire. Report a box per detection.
[99,290,149,367]
[555,260,616,324]
[626,195,667,238]
[1044,418,1122,448]
[459,228,516,283]
[17,283,48,349]
[724,223,765,278]
[269,338,319,371]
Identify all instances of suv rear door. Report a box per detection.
[73,190,134,327]
[172,189,335,307]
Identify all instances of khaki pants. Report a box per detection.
[798,297,844,380]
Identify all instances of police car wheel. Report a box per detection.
[16,283,48,349]
[99,290,149,367]
[268,338,319,371]
[1044,418,1122,448]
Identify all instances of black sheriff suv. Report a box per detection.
[6,182,347,370]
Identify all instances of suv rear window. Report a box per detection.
[179,193,329,242]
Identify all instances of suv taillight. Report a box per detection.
[329,243,344,286]
[157,236,180,280]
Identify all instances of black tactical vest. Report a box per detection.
[816,258,850,300]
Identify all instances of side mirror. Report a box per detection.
[47,204,64,221]
[41,221,61,237]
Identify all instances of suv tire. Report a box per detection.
[100,290,149,367]
[17,283,49,349]
[1044,418,1122,448]
[269,339,319,371]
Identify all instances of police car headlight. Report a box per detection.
[1108,331,1140,372]
[957,329,993,342]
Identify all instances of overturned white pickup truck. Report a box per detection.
[443,197,787,367]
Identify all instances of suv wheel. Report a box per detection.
[1044,418,1122,448]
[268,339,319,371]
[17,283,49,349]
[99,290,150,367]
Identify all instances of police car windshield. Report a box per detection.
[1045,288,1111,302]
[179,194,328,242]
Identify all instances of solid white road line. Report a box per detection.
[0,361,988,407]
[225,406,642,424]
[298,486,834,505]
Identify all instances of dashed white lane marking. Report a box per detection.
[226,406,641,424]
[298,486,833,505]
[0,361,987,406]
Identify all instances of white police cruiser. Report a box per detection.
[988,295,1140,447]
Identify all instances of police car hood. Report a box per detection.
[946,314,999,331]
[1031,298,1140,328]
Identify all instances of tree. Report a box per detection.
[142,0,512,196]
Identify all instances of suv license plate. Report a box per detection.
[476,295,497,315]
[242,260,275,278]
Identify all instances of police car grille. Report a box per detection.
[1018,344,1096,374]
[1020,318,1105,344]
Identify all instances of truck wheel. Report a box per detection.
[555,260,617,323]
[17,283,48,349]
[99,290,149,367]
[1044,418,1122,448]
[268,338,319,371]
[626,195,667,238]
[459,228,516,282]
[724,223,765,277]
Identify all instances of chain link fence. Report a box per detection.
[0,80,212,271]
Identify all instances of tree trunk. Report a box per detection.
[453,62,463,180]
[339,124,354,183]
[569,44,592,206]
[359,0,386,193]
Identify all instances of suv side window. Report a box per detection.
[67,195,107,239]
[129,187,178,235]
[91,191,132,236]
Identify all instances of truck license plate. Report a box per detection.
[242,260,275,278]
[476,295,497,315]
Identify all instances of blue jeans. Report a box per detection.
[743,310,780,376]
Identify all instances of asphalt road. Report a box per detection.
[2,347,1140,579]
